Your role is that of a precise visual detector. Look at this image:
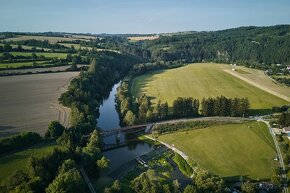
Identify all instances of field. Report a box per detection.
[4,35,81,44]
[0,64,86,74]
[0,142,58,183]
[158,121,276,180]
[0,43,51,51]
[128,35,159,41]
[0,52,69,59]
[131,63,289,113]
[223,65,290,101]
[58,43,92,50]
[0,72,78,138]
[0,61,48,69]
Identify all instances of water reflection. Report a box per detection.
[97,82,121,130]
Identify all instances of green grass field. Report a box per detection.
[0,52,69,59]
[131,63,288,113]
[0,61,48,69]
[158,121,276,180]
[0,142,58,183]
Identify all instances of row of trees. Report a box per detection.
[117,84,251,126]
[201,96,250,117]
[0,132,41,155]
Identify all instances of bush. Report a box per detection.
[0,132,41,155]
[45,121,65,138]
[172,153,193,177]
[153,120,228,134]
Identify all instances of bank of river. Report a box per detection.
[96,82,155,171]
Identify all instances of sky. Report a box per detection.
[1,0,290,34]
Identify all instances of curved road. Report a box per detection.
[259,117,288,193]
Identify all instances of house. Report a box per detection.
[282,127,290,133]
[282,127,290,139]
[256,182,274,191]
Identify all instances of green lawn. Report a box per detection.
[0,142,58,183]
[0,52,69,59]
[158,121,276,180]
[131,63,288,113]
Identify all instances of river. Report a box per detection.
[96,82,154,173]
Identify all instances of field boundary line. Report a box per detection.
[224,69,290,102]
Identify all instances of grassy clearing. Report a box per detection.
[0,142,58,183]
[0,52,69,59]
[131,63,289,113]
[158,121,276,180]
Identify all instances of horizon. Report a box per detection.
[1,0,290,34]
[1,24,290,35]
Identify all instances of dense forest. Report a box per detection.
[144,25,290,66]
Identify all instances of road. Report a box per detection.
[80,167,96,193]
[259,117,288,193]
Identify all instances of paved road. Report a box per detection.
[259,117,288,193]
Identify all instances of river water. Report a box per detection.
[96,82,154,172]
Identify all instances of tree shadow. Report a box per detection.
[248,108,272,116]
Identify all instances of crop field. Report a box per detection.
[128,35,159,41]
[0,142,58,183]
[131,63,289,113]
[158,121,276,180]
[4,35,81,44]
[0,72,79,138]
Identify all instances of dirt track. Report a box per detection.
[224,69,290,102]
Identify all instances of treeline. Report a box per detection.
[116,62,191,126]
[273,77,290,87]
[278,112,290,127]
[152,120,229,135]
[128,169,225,193]
[117,84,250,125]
[0,132,41,155]
[144,25,290,65]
